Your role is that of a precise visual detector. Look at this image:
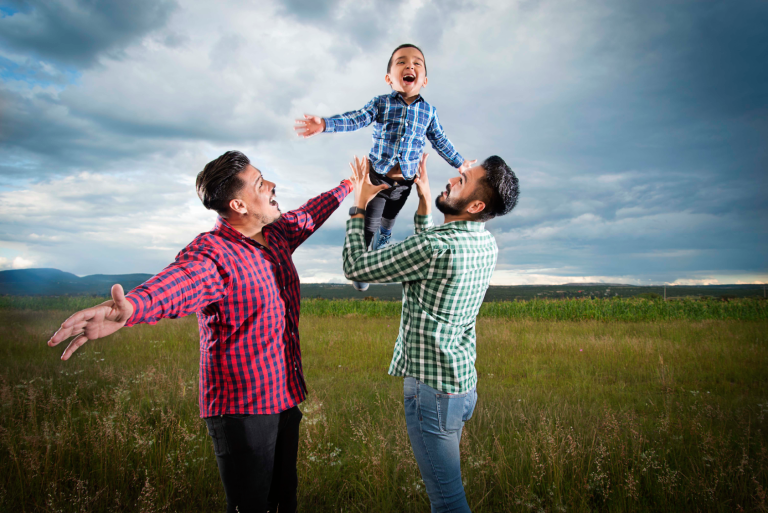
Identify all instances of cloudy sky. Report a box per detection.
[1,0,766,285]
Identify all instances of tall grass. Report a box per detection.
[1,308,767,511]
[303,297,768,321]
[5,296,765,322]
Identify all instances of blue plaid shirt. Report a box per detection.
[323,91,464,179]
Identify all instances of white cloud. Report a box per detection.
[0,256,36,270]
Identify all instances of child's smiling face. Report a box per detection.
[386,47,428,98]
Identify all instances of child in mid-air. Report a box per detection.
[295,43,474,290]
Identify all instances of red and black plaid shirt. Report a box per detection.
[125,182,351,417]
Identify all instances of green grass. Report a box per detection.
[4,296,767,321]
[1,308,767,511]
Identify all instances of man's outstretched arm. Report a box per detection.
[273,180,352,253]
[48,243,229,360]
[48,284,134,360]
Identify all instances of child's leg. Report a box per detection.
[379,179,414,234]
[364,195,386,249]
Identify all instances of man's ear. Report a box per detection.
[229,198,247,215]
[466,200,486,215]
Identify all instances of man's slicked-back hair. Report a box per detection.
[387,43,427,76]
[196,151,250,216]
[472,156,520,222]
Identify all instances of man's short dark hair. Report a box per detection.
[387,43,427,76]
[472,156,520,222]
[196,151,250,215]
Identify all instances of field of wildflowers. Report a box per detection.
[0,298,766,511]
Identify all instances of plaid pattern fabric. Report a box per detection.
[323,91,464,179]
[343,214,497,393]
[125,182,351,417]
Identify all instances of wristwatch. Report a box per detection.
[349,206,366,216]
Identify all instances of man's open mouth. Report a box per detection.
[269,197,277,206]
[403,74,415,83]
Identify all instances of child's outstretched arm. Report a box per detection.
[425,109,475,171]
[294,98,378,138]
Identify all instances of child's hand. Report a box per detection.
[295,114,326,138]
[459,159,477,174]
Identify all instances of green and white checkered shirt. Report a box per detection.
[343,214,498,393]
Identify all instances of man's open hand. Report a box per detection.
[414,153,432,216]
[348,155,389,210]
[459,159,477,174]
[414,153,431,200]
[47,284,134,360]
[294,114,325,138]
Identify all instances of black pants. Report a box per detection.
[364,172,414,248]
[205,406,302,513]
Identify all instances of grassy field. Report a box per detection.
[1,300,767,511]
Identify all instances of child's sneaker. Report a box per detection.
[352,280,369,292]
[372,228,392,250]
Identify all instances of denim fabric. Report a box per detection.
[205,406,302,513]
[404,377,478,513]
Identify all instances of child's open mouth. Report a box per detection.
[403,75,415,83]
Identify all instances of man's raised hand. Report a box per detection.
[414,153,432,216]
[414,153,431,200]
[47,284,134,360]
[459,159,477,174]
[348,155,389,210]
[294,114,326,138]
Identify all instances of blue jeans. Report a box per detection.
[404,377,478,513]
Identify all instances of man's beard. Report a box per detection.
[258,209,281,226]
[435,192,469,216]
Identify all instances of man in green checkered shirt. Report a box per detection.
[343,153,519,513]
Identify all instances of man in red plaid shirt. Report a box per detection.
[47,150,358,513]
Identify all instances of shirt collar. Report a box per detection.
[213,216,247,241]
[390,90,424,104]
[434,220,486,232]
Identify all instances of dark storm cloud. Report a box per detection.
[0,0,177,67]
[452,0,768,281]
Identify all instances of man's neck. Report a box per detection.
[442,213,477,224]
[225,215,267,244]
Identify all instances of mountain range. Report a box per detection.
[0,268,154,296]
[1,268,764,300]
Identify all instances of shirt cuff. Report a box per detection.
[414,214,433,229]
[323,117,336,133]
[125,292,147,327]
[346,216,365,233]
[450,153,465,168]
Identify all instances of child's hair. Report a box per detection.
[387,44,427,76]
